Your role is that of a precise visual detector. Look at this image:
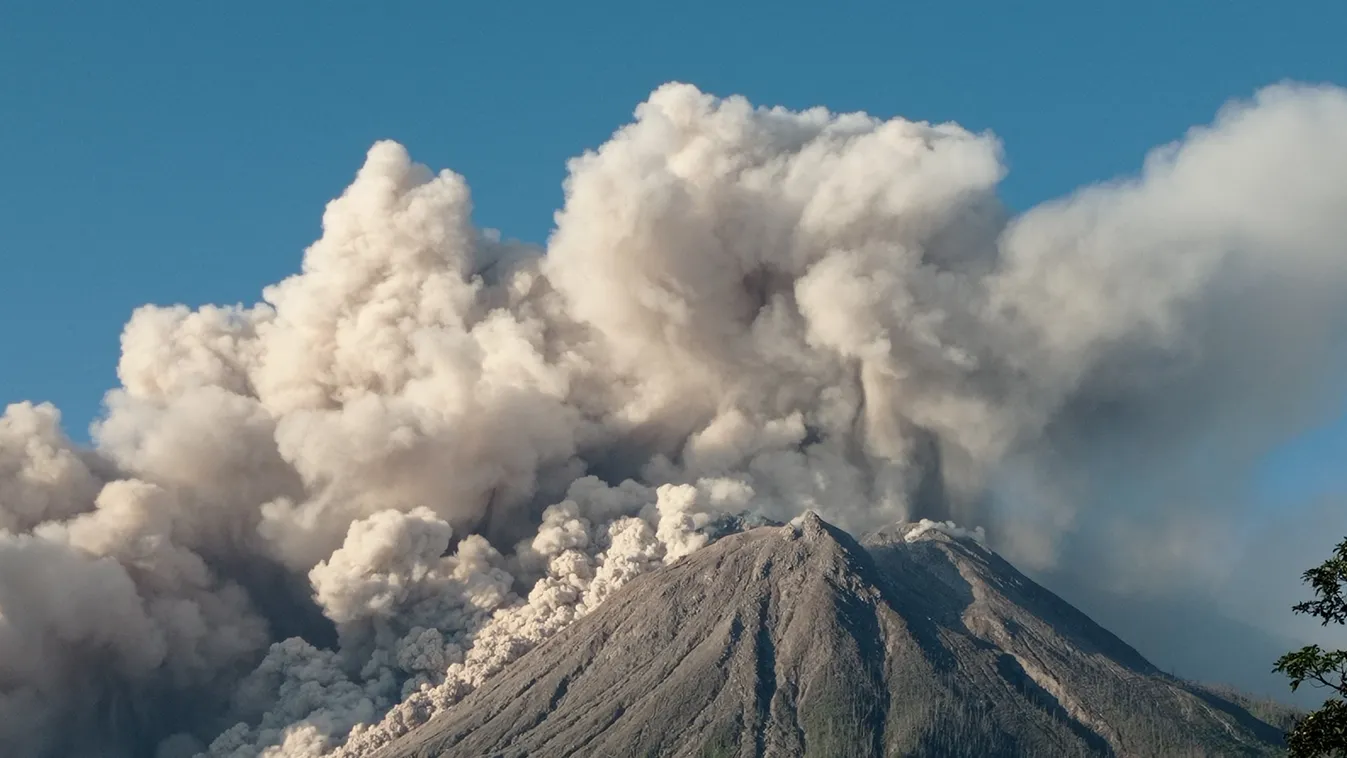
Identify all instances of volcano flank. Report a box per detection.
[373,514,1289,757]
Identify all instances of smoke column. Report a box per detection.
[3,81,1347,756]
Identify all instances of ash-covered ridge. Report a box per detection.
[375,513,1285,758]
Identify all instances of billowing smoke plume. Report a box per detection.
[4,81,1347,756]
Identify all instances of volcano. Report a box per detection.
[372,513,1288,757]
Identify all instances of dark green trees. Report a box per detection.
[1275,538,1347,757]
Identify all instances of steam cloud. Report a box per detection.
[4,81,1347,756]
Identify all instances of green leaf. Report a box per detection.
[1279,538,1347,756]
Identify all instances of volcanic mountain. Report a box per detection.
[374,513,1289,757]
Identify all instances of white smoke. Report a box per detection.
[2,81,1347,756]
[902,519,988,545]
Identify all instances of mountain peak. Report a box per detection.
[865,518,988,547]
[375,515,1288,758]
[784,509,863,551]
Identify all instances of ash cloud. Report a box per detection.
[3,81,1347,756]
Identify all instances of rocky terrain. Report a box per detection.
[375,514,1289,757]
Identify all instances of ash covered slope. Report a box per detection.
[376,514,1285,758]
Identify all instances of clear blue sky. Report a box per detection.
[2,0,1344,500]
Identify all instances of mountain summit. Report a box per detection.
[375,514,1286,757]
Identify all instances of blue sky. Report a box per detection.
[2,0,1345,501]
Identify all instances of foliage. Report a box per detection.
[1275,538,1347,757]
